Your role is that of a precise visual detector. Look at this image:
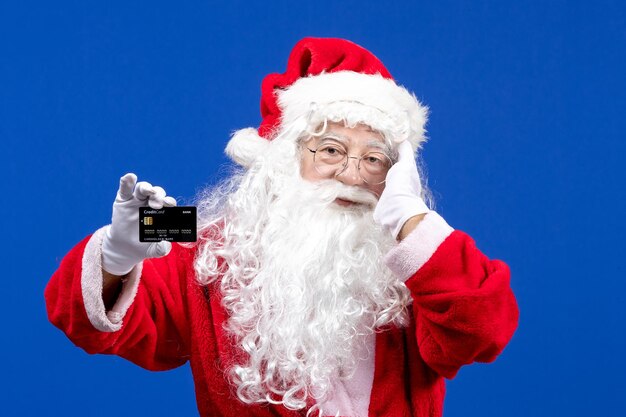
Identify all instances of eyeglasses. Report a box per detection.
[306,142,393,185]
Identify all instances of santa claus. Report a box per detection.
[46,37,518,417]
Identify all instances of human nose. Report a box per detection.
[335,156,363,186]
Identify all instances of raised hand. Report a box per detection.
[101,173,177,275]
[373,141,429,239]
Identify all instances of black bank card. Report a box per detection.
[139,206,197,242]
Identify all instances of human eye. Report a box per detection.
[317,143,346,156]
[322,146,341,155]
[362,152,391,173]
[315,143,345,164]
[363,152,386,165]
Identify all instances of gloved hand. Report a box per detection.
[373,141,429,239]
[102,173,177,276]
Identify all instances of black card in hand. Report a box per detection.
[139,206,197,242]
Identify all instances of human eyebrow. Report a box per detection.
[316,131,393,158]
[318,132,349,146]
[366,140,393,158]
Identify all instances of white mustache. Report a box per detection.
[311,180,379,208]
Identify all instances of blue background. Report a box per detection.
[2,1,625,416]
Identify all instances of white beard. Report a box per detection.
[194,137,411,411]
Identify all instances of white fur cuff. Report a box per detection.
[384,211,454,282]
[81,226,143,332]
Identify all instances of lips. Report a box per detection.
[334,197,357,207]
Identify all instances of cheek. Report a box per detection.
[369,182,385,198]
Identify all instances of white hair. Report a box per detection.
[191,117,418,413]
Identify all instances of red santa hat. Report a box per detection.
[226,37,428,167]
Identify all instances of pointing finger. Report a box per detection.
[389,141,418,178]
[118,173,137,201]
[396,141,415,163]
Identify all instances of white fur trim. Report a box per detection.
[384,211,454,282]
[81,226,143,332]
[319,332,375,417]
[225,127,270,167]
[278,71,429,150]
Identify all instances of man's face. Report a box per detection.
[300,122,389,204]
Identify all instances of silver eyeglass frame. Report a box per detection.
[305,145,392,185]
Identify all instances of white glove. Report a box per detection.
[102,173,177,275]
[373,141,429,239]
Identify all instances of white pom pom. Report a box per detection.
[225,128,270,168]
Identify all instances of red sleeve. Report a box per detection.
[45,229,193,371]
[404,230,519,379]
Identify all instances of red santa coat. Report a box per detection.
[45,212,518,417]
